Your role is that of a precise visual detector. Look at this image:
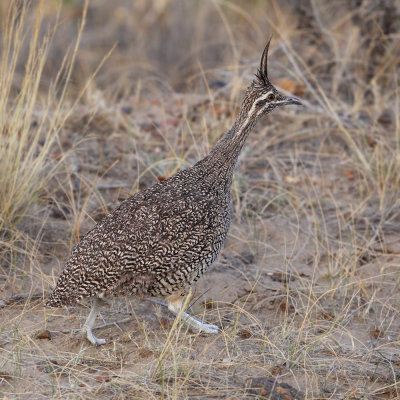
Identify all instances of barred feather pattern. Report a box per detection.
[47,165,232,306]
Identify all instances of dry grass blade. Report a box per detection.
[0,0,83,244]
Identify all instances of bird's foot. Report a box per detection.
[83,325,106,346]
[166,294,221,335]
[181,311,220,334]
[194,322,220,334]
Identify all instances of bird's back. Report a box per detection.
[47,165,231,306]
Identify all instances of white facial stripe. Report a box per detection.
[260,91,273,101]
[234,91,274,137]
[255,107,266,118]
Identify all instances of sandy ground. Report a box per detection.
[1,90,400,399]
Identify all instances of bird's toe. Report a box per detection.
[94,338,107,347]
[198,323,221,334]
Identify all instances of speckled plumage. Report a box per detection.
[47,42,301,344]
[48,165,232,305]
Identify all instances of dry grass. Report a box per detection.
[1,0,400,399]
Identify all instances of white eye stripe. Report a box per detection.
[255,91,273,103]
[234,91,275,137]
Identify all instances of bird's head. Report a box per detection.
[235,40,302,132]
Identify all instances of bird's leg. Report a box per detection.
[166,291,220,334]
[82,297,106,346]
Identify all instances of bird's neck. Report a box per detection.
[195,105,258,187]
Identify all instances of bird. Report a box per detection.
[47,40,302,346]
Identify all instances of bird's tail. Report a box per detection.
[46,287,78,307]
[46,290,64,307]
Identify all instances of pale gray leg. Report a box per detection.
[82,298,106,346]
[166,293,220,334]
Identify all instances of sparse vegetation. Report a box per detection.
[0,0,399,398]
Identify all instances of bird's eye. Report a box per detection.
[267,93,276,102]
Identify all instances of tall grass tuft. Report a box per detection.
[0,0,86,245]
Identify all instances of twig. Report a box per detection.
[0,292,43,308]
[96,182,130,190]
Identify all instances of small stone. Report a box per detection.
[377,110,393,126]
[209,80,226,89]
[269,272,295,283]
[121,106,133,114]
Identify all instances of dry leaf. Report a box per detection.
[276,78,305,97]
[321,310,334,321]
[345,170,355,180]
[238,328,252,339]
[246,376,304,399]
[202,300,214,309]
[0,372,13,383]
[95,372,111,382]
[159,317,171,329]
[36,330,52,340]
[370,327,384,340]
[138,348,154,358]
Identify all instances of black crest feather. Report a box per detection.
[256,38,272,84]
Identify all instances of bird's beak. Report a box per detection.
[282,95,303,106]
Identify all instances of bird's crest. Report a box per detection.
[255,38,271,85]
